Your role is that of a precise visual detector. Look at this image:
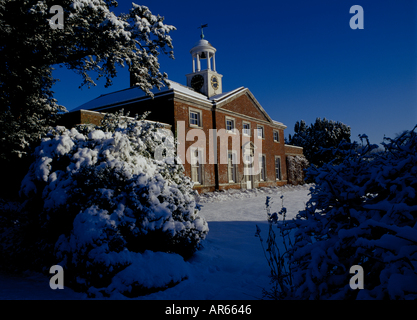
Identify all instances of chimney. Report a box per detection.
[130,71,136,87]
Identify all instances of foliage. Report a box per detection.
[11,111,208,296]
[273,126,417,299]
[0,1,175,194]
[286,155,309,185]
[288,118,351,167]
[255,195,294,299]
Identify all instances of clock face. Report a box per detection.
[191,75,204,91]
[211,76,219,90]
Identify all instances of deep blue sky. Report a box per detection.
[52,0,417,145]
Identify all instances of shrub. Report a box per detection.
[255,195,294,300]
[16,111,208,296]
[286,155,309,185]
[260,126,417,299]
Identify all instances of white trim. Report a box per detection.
[214,89,272,123]
[275,155,282,181]
[273,130,280,143]
[225,116,236,133]
[257,124,265,139]
[227,150,238,183]
[259,153,266,181]
[189,107,203,128]
[284,144,303,149]
[216,108,286,129]
[190,147,204,185]
[209,86,246,102]
[242,121,251,136]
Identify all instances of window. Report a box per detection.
[273,130,280,142]
[275,156,282,180]
[242,122,251,136]
[243,142,254,176]
[259,154,266,181]
[189,108,202,127]
[226,116,235,132]
[191,148,203,184]
[227,151,237,183]
[257,125,264,139]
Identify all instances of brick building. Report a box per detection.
[63,36,305,193]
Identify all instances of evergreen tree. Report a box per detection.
[0,0,175,196]
[288,118,351,167]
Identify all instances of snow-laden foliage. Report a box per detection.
[17,112,208,297]
[256,195,294,300]
[286,155,309,185]
[277,127,417,299]
[0,1,175,184]
[288,118,351,167]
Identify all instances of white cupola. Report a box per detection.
[186,25,223,97]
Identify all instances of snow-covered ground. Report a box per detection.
[0,184,312,300]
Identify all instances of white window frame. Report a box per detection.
[273,130,280,143]
[225,116,236,133]
[257,125,265,139]
[242,121,251,136]
[227,150,238,183]
[275,156,282,181]
[259,154,266,181]
[190,147,203,184]
[189,108,202,128]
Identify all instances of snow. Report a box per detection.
[0,184,311,300]
[71,80,207,112]
[72,80,253,114]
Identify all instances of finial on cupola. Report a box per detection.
[198,24,208,39]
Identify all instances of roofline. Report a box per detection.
[72,80,217,112]
[212,87,287,129]
[210,87,246,103]
[285,144,303,149]
[72,109,172,128]
[73,88,175,113]
[71,80,288,130]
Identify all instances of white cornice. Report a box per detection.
[285,144,304,149]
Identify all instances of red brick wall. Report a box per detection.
[284,144,304,155]
[60,91,304,194]
[60,110,105,128]
[214,109,288,190]
[173,101,216,191]
[80,111,105,125]
[172,99,290,193]
[219,93,268,121]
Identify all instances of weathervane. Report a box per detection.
[198,24,208,39]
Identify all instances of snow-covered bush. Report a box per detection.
[279,127,417,299]
[17,111,208,296]
[286,155,309,185]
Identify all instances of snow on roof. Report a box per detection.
[71,86,155,112]
[70,80,287,129]
[71,79,248,112]
[166,80,209,100]
[273,120,285,126]
[209,87,245,102]
[71,80,210,112]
